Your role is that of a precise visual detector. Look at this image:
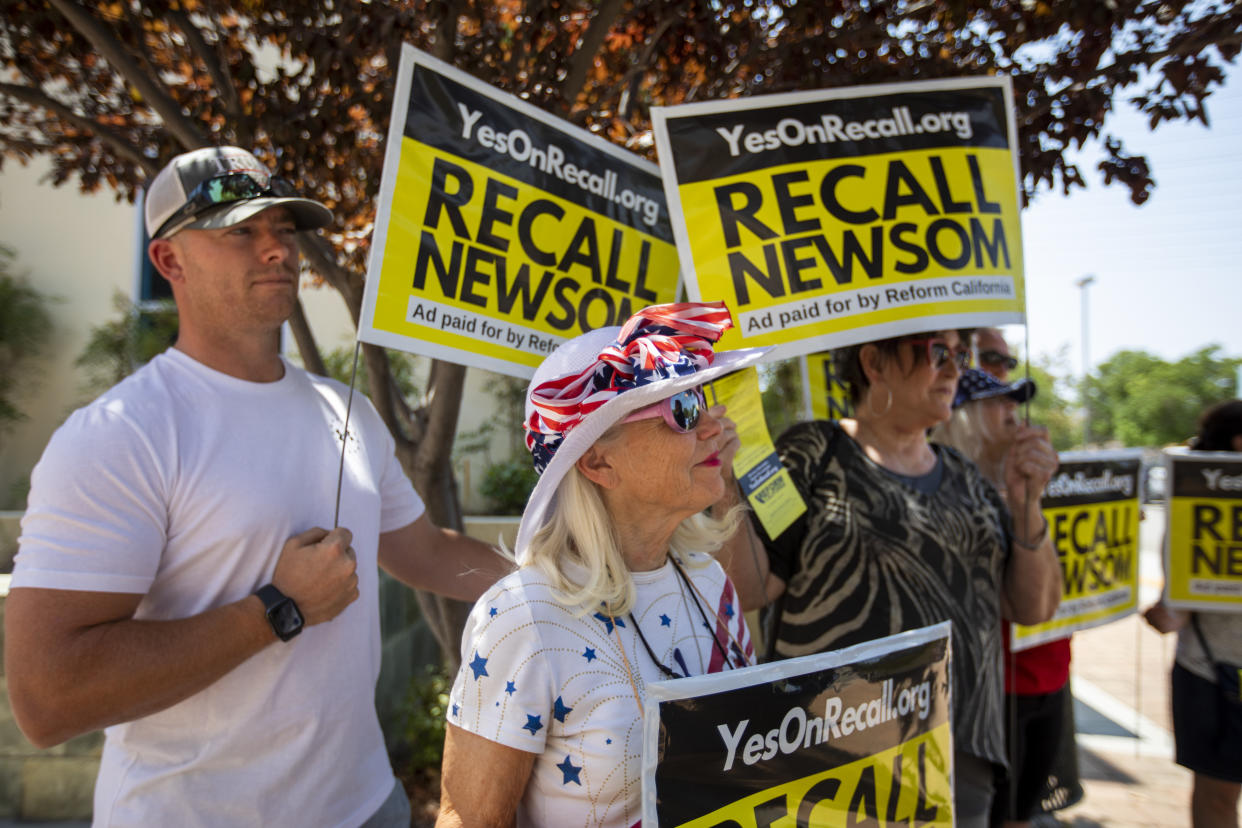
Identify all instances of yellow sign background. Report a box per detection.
[1166,495,1242,608]
[368,138,680,374]
[1013,501,1140,648]
[675,147,1023,352]
[805,352,854,422]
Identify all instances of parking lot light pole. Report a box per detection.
[1075,274,1096,448]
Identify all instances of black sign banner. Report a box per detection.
[640,623,953,827]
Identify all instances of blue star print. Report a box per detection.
[469,651,489,680]
[659,613,672,626]
[489,607,498,617]
[557,755,583,786]
[451,703,460,718]
[505,681,517,696]
[523,714,543,735]
[582,647,597,662]
[593,612,626,635]
[553,696,573,723]
[724,601,735,619]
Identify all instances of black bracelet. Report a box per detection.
[1013,515,1049,551]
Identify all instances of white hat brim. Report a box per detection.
[514,345,770,564]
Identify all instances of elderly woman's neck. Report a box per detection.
[612,519,679,572]
[844,416,938,477]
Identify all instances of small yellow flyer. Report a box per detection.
[706,367,806,539]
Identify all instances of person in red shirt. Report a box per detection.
[957,327,1075,828]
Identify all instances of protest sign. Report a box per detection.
[1163,448,1242,610]
[1011,451,1142,651]
[802,351,855,422]
[651,77,1023,359]
[641,623,953,827]
[360,46,681,377]
[705,368,806,539]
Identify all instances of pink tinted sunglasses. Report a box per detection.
[621,387,705,433]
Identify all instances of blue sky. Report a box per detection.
[1016,64,1242,378]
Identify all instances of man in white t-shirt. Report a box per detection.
[4,146,509,827]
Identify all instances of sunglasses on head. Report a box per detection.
[622,387,705,433]
[906,337,971,371]
[978,350,1019,372]
[155,172,299,238]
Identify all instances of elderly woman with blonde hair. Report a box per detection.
[436,303,767,828]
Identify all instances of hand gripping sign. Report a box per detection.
[1163,448,1242,610]
[1011,450,1143,651]
[705,368,806,540]
[651,77,1024,359]
[641,623,953,827]
[360,46,681,378]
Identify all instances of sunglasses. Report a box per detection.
[622,387,705,433]
[907,338,971,371]
[978,350,1019,372]
[155,172,299,238]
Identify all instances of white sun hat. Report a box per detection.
[515,302,769,564]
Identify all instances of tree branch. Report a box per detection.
[298,234,361,323]
[362,341,404,443]
[166,7,242,119]
[415,360,466,493]
[618,15,681,118]
[0,82,157,175]
[44,0,207,151]
[433,0,464,62]
[559,0,625,112]
[287,298,326,376]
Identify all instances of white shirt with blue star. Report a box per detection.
[448,552,752,828]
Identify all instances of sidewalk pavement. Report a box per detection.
[1052,611,1196,828]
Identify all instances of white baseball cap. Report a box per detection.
[145,146,332,239]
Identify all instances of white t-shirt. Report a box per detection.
[12,349,425,827]
[448,553,753,828]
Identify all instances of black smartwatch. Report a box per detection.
[256,584,304,642]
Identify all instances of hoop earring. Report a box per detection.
[865,386,893,418]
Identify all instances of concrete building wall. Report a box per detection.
[0,159,139,508]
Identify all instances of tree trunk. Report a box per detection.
[405,359,473,669]
[287,299,327,377]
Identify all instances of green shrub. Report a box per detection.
[0,249,53,431]
[76,292,178,397]
[401,664,452,773]
[479,457,538,515]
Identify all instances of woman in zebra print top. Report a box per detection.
[722,328,1060,828]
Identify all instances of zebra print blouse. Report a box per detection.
[760,419,1013,768]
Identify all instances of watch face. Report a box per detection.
[269,599,304,640]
